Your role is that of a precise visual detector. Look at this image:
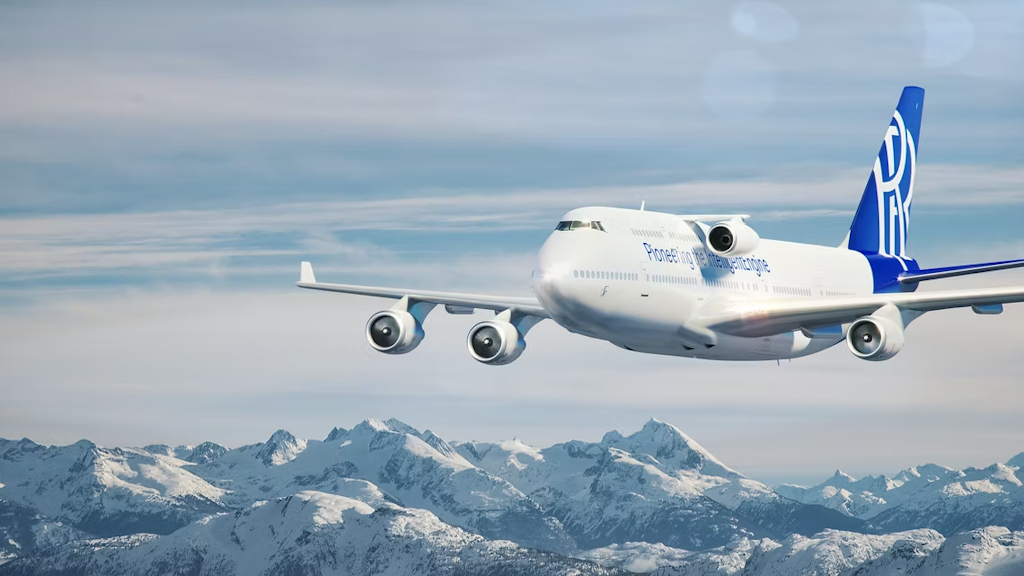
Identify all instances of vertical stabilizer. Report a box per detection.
[848,87,924,261]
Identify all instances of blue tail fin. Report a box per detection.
[848,87,924,260]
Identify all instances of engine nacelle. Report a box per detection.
[365,310,424,354]
[846,316,905,361]
[707,220,760,258]
[467,320,526,365]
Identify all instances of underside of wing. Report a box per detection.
[295,262,549,318]
[699,286,1024,338]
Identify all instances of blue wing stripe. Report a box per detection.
[898,259,1024,283]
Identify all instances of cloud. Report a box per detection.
[0,0,1020,143]
[1,270,1023,477]
[0,163,1020,284]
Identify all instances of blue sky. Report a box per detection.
[1,0,1023,486]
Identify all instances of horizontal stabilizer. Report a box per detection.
[898,259,1024,284]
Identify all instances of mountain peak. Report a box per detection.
[600,430,624,444]
[419,430,460,459]
[831,469,856,483]
[353,418,392,434]
[325,427,348,442]
[603,418,740,478]
[143,444,175,457]
[1007,452,1024,469]
[384,418,421,436]
[255,430,307,467]
[186,441,228,464]
[641,417,670,432]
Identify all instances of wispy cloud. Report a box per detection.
[1,1,1020,142]
[1,164,1020,282]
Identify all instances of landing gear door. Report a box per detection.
[640,264,649,297]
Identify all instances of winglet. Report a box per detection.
[300,261,316,284]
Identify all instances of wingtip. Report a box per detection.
[300,261,316,284]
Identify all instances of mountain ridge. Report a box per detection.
[3,418,1023,575]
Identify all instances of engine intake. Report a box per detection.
[366,310,424,354]
[707,220,760,258]
[467,320,526,365]
[846,316,905,361]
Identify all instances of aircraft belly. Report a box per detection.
[615,331,842,361]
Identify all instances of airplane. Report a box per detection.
[297,86,1024,363]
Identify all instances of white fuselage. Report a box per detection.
[531,207,876,361]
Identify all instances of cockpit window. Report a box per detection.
[555,220,606,232]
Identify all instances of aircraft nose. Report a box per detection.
[533,234,575,307]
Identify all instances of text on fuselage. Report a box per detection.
[643,243,771,276]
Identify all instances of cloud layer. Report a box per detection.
[0,0,1022,484]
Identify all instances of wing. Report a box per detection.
[678,214,751,222]
[295,262,549,318]
[699,285,1024,338]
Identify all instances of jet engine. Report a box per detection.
[707,220,760,258]
[365,310,424,354]
[846,316,905,361]
[467,320,526,365]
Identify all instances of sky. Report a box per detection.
[1,0,1023,487]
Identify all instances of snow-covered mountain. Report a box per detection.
[456,418,866,550]
[2,418,1023,575]
[776,457,1024,535]
[2,491,625,576]
[0,438,226,537]
[192,418,575,553]
[645,527,1024,576]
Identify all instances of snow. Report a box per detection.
[184,418,572,552]
[0,438,226,527]
[487,438,545,471]
[603,418,740,478]
[254,429,308,466]
[771,460,1022,525]
[4,420,1024,575]
[293,490,375,524]
[7,490,609,576]
[578,542,692,572]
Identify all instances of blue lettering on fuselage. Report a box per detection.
[642,242,771,277]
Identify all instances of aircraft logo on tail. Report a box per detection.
[874,108,915,259]
[848,86,924,268]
